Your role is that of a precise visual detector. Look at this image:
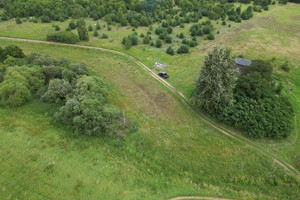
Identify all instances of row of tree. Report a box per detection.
[0,0,282,28]
[192,46,294,138]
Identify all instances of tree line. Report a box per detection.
[0,0,282,26]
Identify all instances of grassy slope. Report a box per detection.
[0,3,299,169]
[0,40,299,200]
[221,4,300,169]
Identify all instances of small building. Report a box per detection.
[234,58,252,75]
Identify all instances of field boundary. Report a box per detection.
[0,36,299,182]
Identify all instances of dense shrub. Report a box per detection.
[0,65,45,106]
[101,33,108,39]
[0,48,127,136]
[0,70,31,106]
[94,30,99,37]
[41,79,72,103]
[54,76,121,136]
[178,33,185,39]
[88,24,93,31]
[166,46,174,55]
[42,65,63,82]
[207,33,215,40]
[69,20,76,29]
[16,17,22,24]
[77,19,89,41]
[143,36,150,44]
[0,45,25,62]
[122,34,138,49]
[55,25,60,31]
[216,59,294,138]
[96,22,101,30]
[47,31,79,44]
[155,39,162,48]
[177,45,189,54]
[165,35,172,43]
[218,94,294,138]
[41,16,51,23]
[241,59,273,82]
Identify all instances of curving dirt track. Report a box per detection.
[0,36,299,200]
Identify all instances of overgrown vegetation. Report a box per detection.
[46,31,79,43]
[0,45,128,136]
[193,46,294,138]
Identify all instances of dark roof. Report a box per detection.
[235,58,252,66]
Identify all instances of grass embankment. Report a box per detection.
[0,39,299,200]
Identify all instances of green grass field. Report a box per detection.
[0,39,299,200]
[0,3,300,200]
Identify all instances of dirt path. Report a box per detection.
[0,36,299,184]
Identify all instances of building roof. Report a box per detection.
[235,58,252,66]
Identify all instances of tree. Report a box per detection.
[16,17,22,24]
[167,26,173,34]
[94,30,99,37]
[69,20,76,29]
[0,46,4,62]
[41,79,72,103]
[55,25,60,31]
[142,0,160,12]
[124,37,132,49]
[47,31,79,44]
[0,67,31,106]
[96,22,101,30]
[88,24,93,31]
[207,33,215,40]
[77,19,89,41]
[192,46,238,114]
[42,65,63,82]
[131,19,139,28]
[234,72,275,100]
[155,39,162,48]
[242,59,273,81]
[166,46,174,55]
[177,44,189,54]
[120,16,128,26]
[41,16,51,23]
[54,75,121,136]
[179,32,184,39]
[165,35,172,43]
[72,8,83,19]
[139,16,149,26]
[1,45,25,61]
[143,36,150,44]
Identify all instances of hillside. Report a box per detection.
[0,1,300,200]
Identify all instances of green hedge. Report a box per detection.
[47,31,79,44]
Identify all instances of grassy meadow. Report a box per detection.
[0,39,299,200]
[0,2,300,200]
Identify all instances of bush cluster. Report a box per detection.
[217,60,294,138]
[0,46,133,137]
[47,31,79,44]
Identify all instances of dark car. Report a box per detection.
[158,72,169,79]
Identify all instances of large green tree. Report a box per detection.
[77,19,89,41]
[54,76,121,136]
[192,46,238,114]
